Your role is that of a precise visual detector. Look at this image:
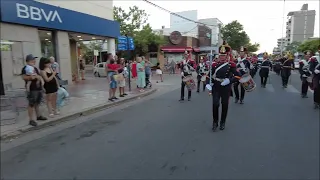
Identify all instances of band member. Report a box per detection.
[196,57,207,92]
[299,50,313,98]
[233,46,251,104]
[179,51,194,101]
[259,52,272,88]
[273,56,282,76]
[208,41,241,131]
[280,52,295,88]
[309,55,320,108]
[250,55,258,77]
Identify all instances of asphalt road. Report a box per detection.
[1,72,319,179]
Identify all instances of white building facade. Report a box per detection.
[0,0,119,94]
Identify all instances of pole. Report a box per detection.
[126,34,131,91]
[280,0,286,56]
[209,50,213,85]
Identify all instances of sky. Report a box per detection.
[114,0,319,53]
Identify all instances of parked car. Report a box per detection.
[93,62,107,77]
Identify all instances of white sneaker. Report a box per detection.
[55,110,60,115]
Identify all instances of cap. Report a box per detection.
[263,52,268,56]
[304,50,313,55]
[286,51,294,59]
[25,54,38,62]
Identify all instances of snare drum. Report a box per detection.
[183,75,196,90]
[239,74,256,92]
[201,71,208,82]
[307,76,313,83]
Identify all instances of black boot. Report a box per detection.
[212,105,219,131]
[314,103,319,109]
[235,98,239,103]
[220,104,229,130]
[240,99,244,104]
[301,94,308,98]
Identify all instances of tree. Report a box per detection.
[246,43,260,53]
[285,41,301,53]
[113,6,166,57]
[220,20,258,52]
[297,39,320,53]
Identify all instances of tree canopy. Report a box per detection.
[285,41,301,53]
[297,39,319,53]
[220,20,260,53]
[113,6,166,56]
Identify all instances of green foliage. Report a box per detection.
[285,41,301,53]
[220,20,258,52]
[113,6,166,56]
[297,39,320,53]
[79,41,103,64]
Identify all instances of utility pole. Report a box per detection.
[280,0,286,56]
[125,34,131,91]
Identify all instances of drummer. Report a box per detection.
[179,50,194,101]
[196,57,207,92]
[299,50,313,98]
[207,41,242,131]
[233,46,251,104]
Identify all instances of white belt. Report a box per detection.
[261,66,269,68]
[214,78,224,82]
[283,66,291,68]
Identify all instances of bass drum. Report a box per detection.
[183,75,196,91]
[239,74,256,92]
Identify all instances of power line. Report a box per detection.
[142,0,218,27]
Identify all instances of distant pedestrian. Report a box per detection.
[79,59,85,80]
[106,59,118,101]
[136,57,146,92]
[155,63,163,83]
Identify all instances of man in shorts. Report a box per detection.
[21,54,47,126]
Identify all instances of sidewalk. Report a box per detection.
[0,76,156,140]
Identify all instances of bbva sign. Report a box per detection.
[16,3,62,23]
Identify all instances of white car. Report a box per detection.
[93,62,107,77]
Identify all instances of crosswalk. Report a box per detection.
[254,81,314,94]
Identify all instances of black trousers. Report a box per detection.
[260,76,268,86]
[197,77,205,92]
[212,85,230,126]
[233,82,245,100]
[281,75,290,86]
[314,87,320,104]
[180,81,191,99]
[301,77,309,95]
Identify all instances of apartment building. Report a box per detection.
[286,3,316,44]
[0,0,119,93]
[277,38,287,51]
[198,18,223,46]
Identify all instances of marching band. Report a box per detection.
[176,41,319,132]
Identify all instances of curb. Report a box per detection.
[0,88,157,141]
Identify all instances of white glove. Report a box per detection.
[181,72,184,76]
[302,74,308,78]
[315,69,320,74]
[221,78,230,86]
[206,84,212,91]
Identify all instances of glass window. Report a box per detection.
[38,30,55,58]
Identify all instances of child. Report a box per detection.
[107,60,118,101]
[117,69,126,97]
[25,64,44,92]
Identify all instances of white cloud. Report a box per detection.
[114,0,319,53]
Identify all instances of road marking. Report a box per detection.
[285,85,300,93]
[265,84,275,92]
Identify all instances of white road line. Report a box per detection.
[265,84,275,92]
[285,85,300,93]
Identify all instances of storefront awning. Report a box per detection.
[161,47,200,53]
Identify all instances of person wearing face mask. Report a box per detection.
[299,50,313,98]
[309,49,320,109]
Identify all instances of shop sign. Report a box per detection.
[16,3,62,23]
[0,0,120,38]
